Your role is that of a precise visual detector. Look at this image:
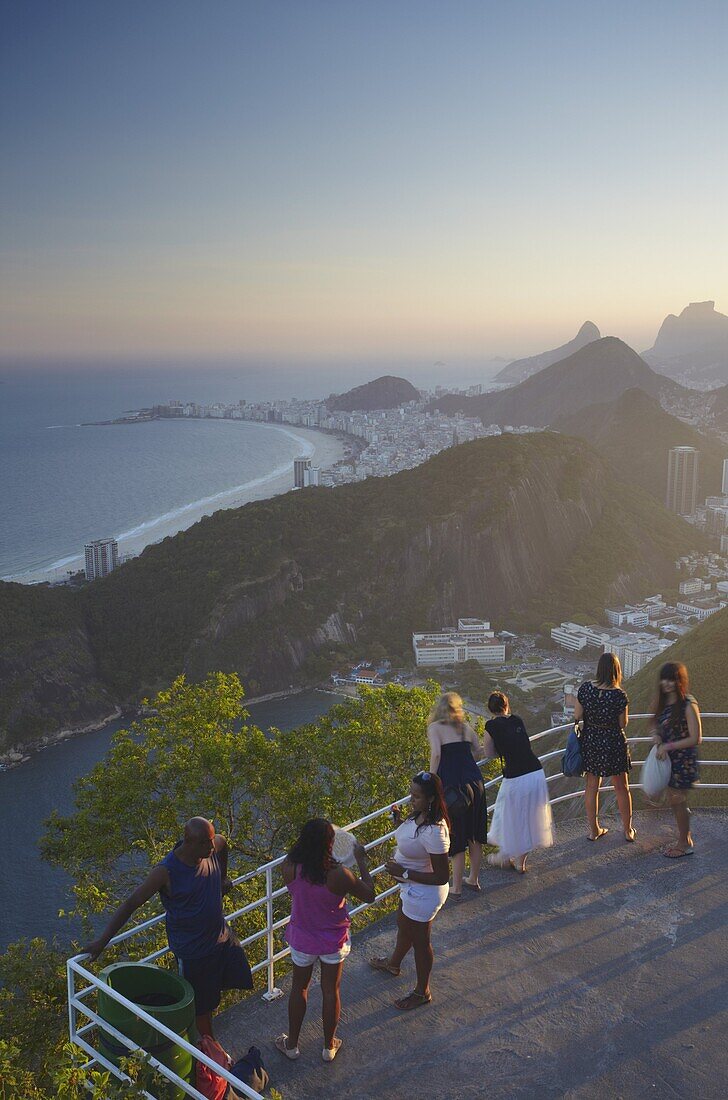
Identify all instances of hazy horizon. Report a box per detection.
[2,1,727,361]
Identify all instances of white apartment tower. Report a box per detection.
[722,458,728,496]
[294,457,312,489]
[666,446,699,516]
[84,538,119,581]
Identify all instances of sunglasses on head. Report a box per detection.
[414,771,432,782]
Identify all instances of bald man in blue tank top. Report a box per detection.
[84,817,252,1037]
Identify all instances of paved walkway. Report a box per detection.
[218,811,728,1099]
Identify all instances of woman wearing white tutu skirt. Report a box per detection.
[484,692,554,873]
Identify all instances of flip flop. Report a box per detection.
[664,846,694,858]
[322,1037,342,1063]
[624,829,637,843]
[462,880,482,891]
[588,827,609,841]
[368,956,401,976]
[394,990,432,1011]
[275,1034,300,1060]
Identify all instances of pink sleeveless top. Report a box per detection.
[285,865,350,955]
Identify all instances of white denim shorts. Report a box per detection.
[289,935,351,968]
[400,882,449,923]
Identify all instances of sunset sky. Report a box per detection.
[2,0,727,363]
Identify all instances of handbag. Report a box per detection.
[561,725,584,777]
[196,1035,232,1100]
[230,1046,270,1095]
[641,745,672,799]
[444,783,472,816]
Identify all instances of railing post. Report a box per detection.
[67,959,77,1042]
[261,865,283,1001]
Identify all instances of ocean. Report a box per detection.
[0,360,502,579]
[0,368,316,579]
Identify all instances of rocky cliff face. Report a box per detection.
[0,625,115,756]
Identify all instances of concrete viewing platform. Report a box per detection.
[218,810,728,1100]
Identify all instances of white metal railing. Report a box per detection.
[67,712,727,1098]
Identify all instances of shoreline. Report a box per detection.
[0,706,124,770]
[4,422,346,586]
[0,686,345,771]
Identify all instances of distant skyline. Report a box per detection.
[2,1,727,363]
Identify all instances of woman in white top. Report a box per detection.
[368,771,450,1011]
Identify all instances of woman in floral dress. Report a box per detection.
[649,661,702,858]
[574,652,635,843]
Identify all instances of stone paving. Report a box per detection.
[218,810,728,1099]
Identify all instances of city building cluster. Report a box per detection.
[145,393,539,489]
[667,448,728,552]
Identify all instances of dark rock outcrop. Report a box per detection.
[328,375,419,412]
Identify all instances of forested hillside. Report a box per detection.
[0,431,705,747]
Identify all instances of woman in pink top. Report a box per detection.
[276,818,374,1064]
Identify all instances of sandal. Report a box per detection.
[588,827,609,841]
[394,990,432,1011]
[275,1033,300,1060]
[664,846,694,858]
[368,956,401,976]
[322,1037,342,1063]
[624,828,637,843]
[462,880,481,891]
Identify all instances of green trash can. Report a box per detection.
[97,962,196,1098]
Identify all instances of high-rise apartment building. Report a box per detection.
[293,457,311,488]
[666,446,699,516]
[722,458,728,496]
[84,538,119,581]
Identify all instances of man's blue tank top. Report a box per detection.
[159,843,229,960]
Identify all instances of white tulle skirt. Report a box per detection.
[489,769,554,857]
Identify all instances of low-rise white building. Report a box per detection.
[413,622,505,667]
[676,597,727,621]
[550,623,610,652]
[605,606,650,628]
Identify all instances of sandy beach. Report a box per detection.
[14,424,346,586]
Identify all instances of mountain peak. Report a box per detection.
[494,320,601,384]
[684,300,716,315]
[644,300,728,383]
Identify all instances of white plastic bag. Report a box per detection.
[641,745,672,799]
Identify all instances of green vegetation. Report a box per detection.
[3,674,440,1097]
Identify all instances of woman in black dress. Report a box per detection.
[648,662,702,858]
[428,692,486,897]
[574,653,634,843]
